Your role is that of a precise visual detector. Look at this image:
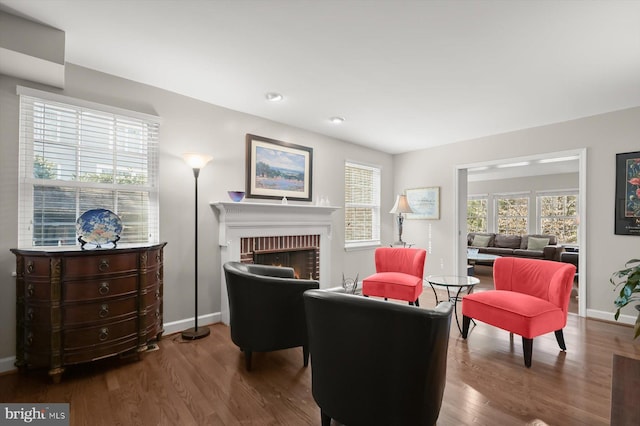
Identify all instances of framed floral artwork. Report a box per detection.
[615,151,640,235]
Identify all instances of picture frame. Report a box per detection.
[245,134,313,201]
[405,187,440,220]
[615,151,640,235]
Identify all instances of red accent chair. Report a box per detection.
[461,257,576,367]
[362,247,426,306]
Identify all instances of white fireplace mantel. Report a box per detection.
[212,201,340,324]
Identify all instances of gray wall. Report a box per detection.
[394,107,640,320]
[0,65,394,364]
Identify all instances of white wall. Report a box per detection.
[394,107,640,322]
[0,65,393,364]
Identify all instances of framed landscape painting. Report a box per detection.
[406,186,440,220]
[615,151,640,235]
[245,134,313,201]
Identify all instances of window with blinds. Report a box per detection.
[345,161,381,249]
[17,87,160,248]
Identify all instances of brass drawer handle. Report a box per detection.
[27,308,34,321]
[99,304,109,318]
[156,253,161,262]
[99,282,110,295]
[156,271,161,280]
[26,332,33,346]
[155,309,160,318]
[98,328,109,342]
[98,259,110,272]
[155,289,160,300]
[26,261,34,274]
[26,284,35,297]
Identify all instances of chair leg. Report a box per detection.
[462,315,471,338]
[245,350,253,371]
[522,337,533,368]
[321,411,331,426]
[303,345,310,367]
[554,329,567,351]
[415,298,420,307]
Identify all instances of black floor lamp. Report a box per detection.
[181,152,213,340]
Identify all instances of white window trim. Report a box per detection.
[17,87,160,248]
[344,160,381,250]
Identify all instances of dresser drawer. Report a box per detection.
[63,318,138,351]
[63,336,138,365]
[63,253,138,278]
[22,280,55,301]
[63,296,138,326]
[23,327,53,353]
[141,285,162,307]
[140,301,162,330]
[146,247,163,269]
[22,257,52,278]
[63,275,138,302]
[23,304,53,328]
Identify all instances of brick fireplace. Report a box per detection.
[213,201,339,324]
[241,235,320,280]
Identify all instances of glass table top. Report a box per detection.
[425,275,480,287]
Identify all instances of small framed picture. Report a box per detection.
[245,134,313,201]
[406,187,440,220]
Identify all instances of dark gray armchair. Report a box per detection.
[223,261,319,371]
[304,290,453,426]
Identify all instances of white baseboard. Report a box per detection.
[0,356,16,374]
[162,312,222,336]
[587,308,636,325]
[0,312,223,374]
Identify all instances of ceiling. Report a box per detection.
[1,0,639,155]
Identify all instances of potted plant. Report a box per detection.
[611,258,640,339]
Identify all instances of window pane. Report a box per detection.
[496,196,528,234]
[539,194,578,243]
[33,185,77,246]
[467,198,487,232]
[345,162,380,245]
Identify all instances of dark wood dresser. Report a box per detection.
[11,243,167,383]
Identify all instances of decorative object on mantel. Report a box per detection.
[611,258,640,339]
[245,134,313,201]
[227,191,245,202]
[342,273,359,294]
[389,194,413,245]
[76,208,122,249]
[406,186,440,220]
[614,151,640,235]
[181,152,213,340]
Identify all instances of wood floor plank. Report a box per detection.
[2,271,638,425]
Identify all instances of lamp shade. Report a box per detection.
[182,152,213,169]
[389,194,413,214]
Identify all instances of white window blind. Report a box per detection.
[17,87,160,248]
[345,161,381,248]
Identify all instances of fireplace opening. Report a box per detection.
[254,247,318,280]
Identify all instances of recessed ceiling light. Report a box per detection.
[329,116,345,124]
[265,92,283,102]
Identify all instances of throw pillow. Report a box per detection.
[527,236,550,251]
[471,235,491,247]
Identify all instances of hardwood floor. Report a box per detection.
[2,281,638,425]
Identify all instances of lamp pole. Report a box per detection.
[181,153,212,340]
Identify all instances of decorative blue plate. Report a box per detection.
[76,209,123,248]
